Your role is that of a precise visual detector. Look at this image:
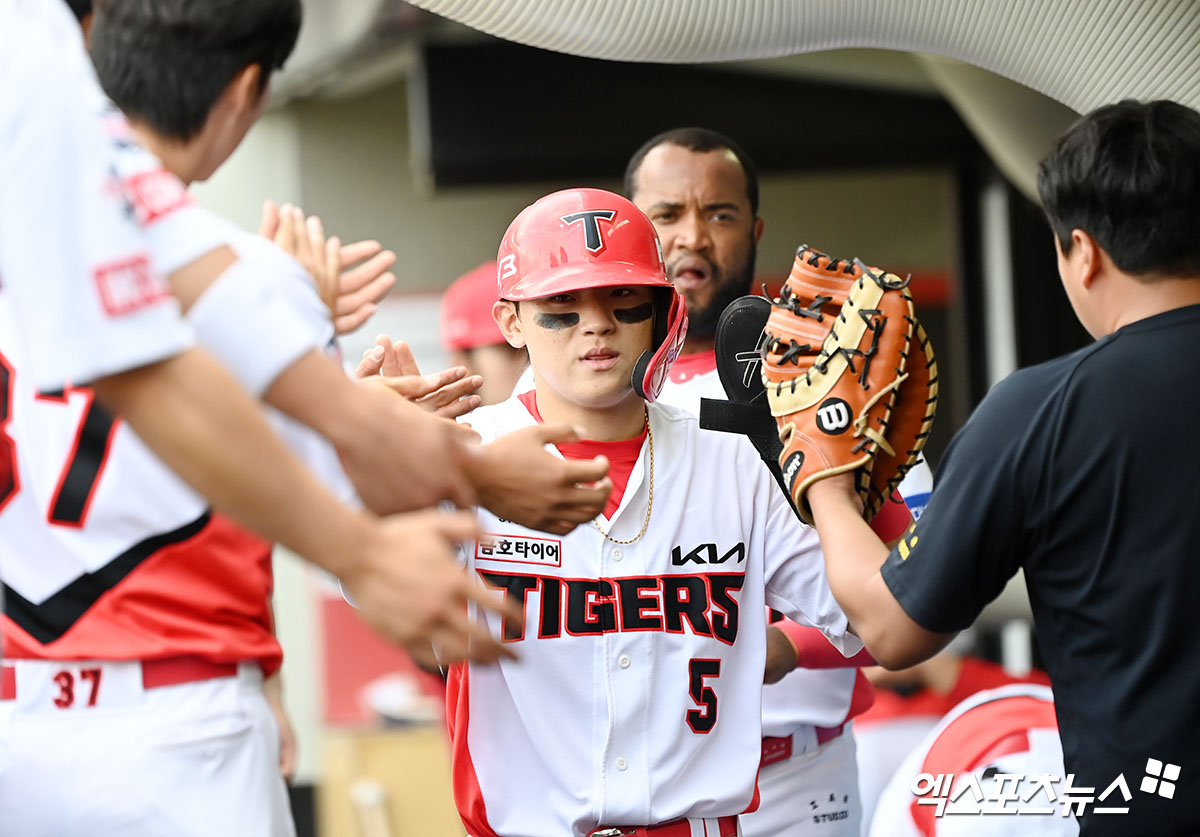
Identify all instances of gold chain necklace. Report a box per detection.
[590,415,653,545]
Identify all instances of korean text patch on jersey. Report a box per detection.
[476,533,562,567]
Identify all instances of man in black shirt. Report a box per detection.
[806,99,1200,835]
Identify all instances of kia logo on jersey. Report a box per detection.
[670,542,746,566]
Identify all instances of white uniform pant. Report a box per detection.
[0,660,294,837]
[740,726,862,837]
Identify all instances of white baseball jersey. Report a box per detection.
[658,353,869,734]
[0,8,334,834]
[0,146,349,667]
[0,0,192,390]
[103,122,354,504]
[450,395,861,837]
[0,18,346,662]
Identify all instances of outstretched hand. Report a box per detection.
[356,334,483,420]
[468,424,613,536]
[259,200,396,334]
[339,509,524,667]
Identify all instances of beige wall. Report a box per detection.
[292,82,605,291]
[757,167,956,275]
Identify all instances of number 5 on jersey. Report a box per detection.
[687,658,721,733]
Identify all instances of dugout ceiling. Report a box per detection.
[403,0,1200,117]
[277,0,1086,198]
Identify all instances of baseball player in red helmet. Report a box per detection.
[441,261,530,406]
[446,187,866,837]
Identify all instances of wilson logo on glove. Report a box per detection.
[815,399,852,434]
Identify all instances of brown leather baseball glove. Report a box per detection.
[760,246,937,523]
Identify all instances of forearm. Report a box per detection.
[262,349,373,451]
[264,671,284,706]
[808,484,949,668]
[92,348,366,578]
[775,620,876,668]
[810,496,891,630]
[266,354,473,514]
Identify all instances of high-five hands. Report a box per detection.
[356,335,483,420]
[467,425,613,537]
[339,509,524,667]
[259,200,396,335]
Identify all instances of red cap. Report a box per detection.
[440,261,507,352]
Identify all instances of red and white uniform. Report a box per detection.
[450,394,861,837]
[0,287,293,836]
[0,86,335,670]
[0,0,191,391]
[657,350,927,837]
[869,684,1074,837]
[0,6,336,833]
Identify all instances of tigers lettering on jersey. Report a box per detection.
[478,570,745,645]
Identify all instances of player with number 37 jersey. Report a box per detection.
[446,188,862,837]
[0,7,307,834]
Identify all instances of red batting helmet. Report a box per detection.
[496,188,688,402]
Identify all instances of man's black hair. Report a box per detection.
[64,0,92,22]
[1038,99,1200,278]
[624,127,760,216]
[89,0,302,142]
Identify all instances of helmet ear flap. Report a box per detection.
[631,350,655,400]
[652,287,672,347]
[630,289,689,403]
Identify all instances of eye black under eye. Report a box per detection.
[535,312,579,330]
[614,303,653,324]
